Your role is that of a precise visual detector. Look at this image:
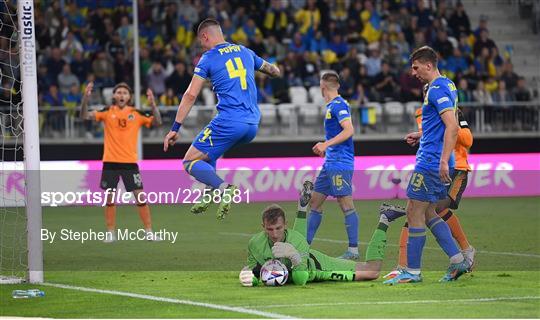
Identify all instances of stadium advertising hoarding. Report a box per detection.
[2,153,540,207]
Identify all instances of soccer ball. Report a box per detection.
[260,259,289,286]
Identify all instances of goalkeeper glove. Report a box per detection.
[272,242,302,267]
[239,266,256,287]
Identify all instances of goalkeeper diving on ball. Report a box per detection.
[239,181,395,286]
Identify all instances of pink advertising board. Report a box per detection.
[2,154,539,207]
[80,153,540,203]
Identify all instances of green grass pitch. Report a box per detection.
[2,197,539,318]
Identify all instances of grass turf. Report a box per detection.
[1,197,539,318]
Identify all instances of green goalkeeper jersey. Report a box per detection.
[247,229,356,285]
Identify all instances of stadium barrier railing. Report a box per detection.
[1,101,538,143]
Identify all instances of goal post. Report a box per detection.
[18,0,43,284]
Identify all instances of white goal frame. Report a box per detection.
[18,0,43,284]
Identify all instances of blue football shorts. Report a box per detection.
[406,165,454,203]
[192,119,258,162]
[314,162,353,197]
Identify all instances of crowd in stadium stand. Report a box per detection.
[0,0,536,118]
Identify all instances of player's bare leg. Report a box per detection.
[306,191,327,245]
[132,189,161,241]
[103,192,116,243]
[337,196,360,260]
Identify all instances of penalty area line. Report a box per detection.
[239,296,540,309]
[42,282,297,319]
[219,232,540,258]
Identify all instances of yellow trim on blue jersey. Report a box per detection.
[338,116,351,123]
[193,74,208,81]
[438,107,455,115]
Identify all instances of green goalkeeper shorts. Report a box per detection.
[309,249,356,272]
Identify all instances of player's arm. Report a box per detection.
[240,242,262,287]
[440,109,459,182]
[258,60,281,78]
[163,76,204,151]
[146,88,162,127]
[456,110,473,149]
[272,237,310,285]
[313,118,354,156]
[79,81,96,121]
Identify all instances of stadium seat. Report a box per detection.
[383,102,406,133]
[202,87,216,106]
[102,87,114,105]
[258,104,278,135]
[276,103,299,135]
[405,101,422,129]
[308,86,325,105]
[299,103,323,134]
[289,86,308,105]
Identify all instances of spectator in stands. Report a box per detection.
[57,64,80,95]
[269,64,290,104]
[352,83,370,106]
[264,35,286,61]
[70,50,91,84]
[159,88,180,107]
[166,62,191,98]
[373,61,398,102]
[474,47,496,78]
[146,62,166,97]
[458,32,472,57]
[328,33,349,58]
[393,31,410,59]
[399,69,423,102]
[63,83,82,117]
[117,16,133,45]
[289,32,307,55]
[92,51,115,87]
[501,62,519,91]
[365,48,382,77]
[46,48,66,81]
[37,65,55,93]
[457,78,473,103]
[463,64,480,89]
[433,30,453,59]
[250,33,266,57]
[473,29,497,57]
[342,47,361,75]
[415,0,433,29]
[473,15,489,37]
[82,33,101,58]
[473,80,493,105]
[485,76,499,94]
[106,33,126,60]
[114,52,134,86]
[295,0,320,35]
[492,80,513,103]
[339,67,355,99]
[513,77,532,101]
[263,0,289,41]
[446,48,469,79]
[59,31,83,63]
[387,44,404,71]
[448,2,471,36]
[43,84,64,134]
[309,30,329,54]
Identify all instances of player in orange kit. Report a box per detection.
[382,106,475,277]
[80,82,162,242]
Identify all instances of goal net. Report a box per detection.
[0,0,42,284]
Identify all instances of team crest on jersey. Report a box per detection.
[326,109,332,119]
[128,114,135,121]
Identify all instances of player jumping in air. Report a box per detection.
[80,82,162,242]
[163,18,280,219]
[239,182,394,286]
[383,107,476,279]
[307,72,359,260]
[384,46,471,285]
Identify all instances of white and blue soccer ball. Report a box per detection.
[260,259,289,286]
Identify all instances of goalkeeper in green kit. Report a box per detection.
[239,181,396,286]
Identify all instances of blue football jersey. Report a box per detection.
[324,96,354,166]
[416,76,457,170]
[194,42,264,124]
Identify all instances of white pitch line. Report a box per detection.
[220,232,540,258]
[42,282,296,319]
[238,296,540,309]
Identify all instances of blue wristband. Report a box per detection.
[171,121,181,132]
